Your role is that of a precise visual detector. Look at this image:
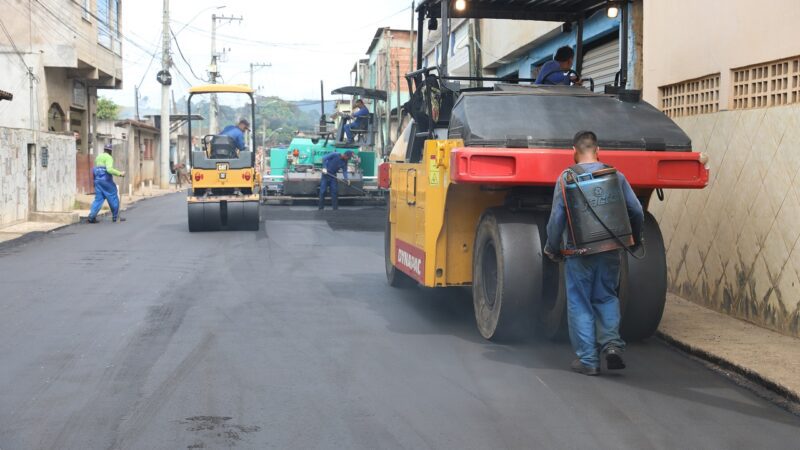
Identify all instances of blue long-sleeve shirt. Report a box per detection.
[535,60,571,85]
[220,125,246,151]
[545,162,644,254]
[351,105,369,128]
[322,152,349,180]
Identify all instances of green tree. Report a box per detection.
[96,97,120,120]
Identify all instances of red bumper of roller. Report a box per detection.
[450,148,709,189]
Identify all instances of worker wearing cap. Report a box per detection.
[220,118,250,151]
[543,131,643,376]
[88,144,125,223]
[319,150,354,210]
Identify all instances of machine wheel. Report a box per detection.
[188,202,222,232]
[619,212,667,341]
[472,209,541,342]
[227,201,260,231]
[385,211,415,288]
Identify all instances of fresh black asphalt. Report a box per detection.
[0,193,798,449]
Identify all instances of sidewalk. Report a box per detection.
[74,186,183,220]
[0,187,181,245]
[658,294,800,405]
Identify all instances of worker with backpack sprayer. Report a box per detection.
[544,131,644,376]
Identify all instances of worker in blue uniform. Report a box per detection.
[88,144,126,223]
[319,150,354,210]
[342,99,369,144]
[535,46,581,86]
[220,118,250,151]
[544,131,644,376]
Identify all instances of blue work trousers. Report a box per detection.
[89,167,120,221]
[565,250,626,368]
[319,174,339,209]
[343,123,355,143]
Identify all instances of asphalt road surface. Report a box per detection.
[0,194,798,450]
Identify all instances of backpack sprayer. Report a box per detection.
[560,165,645,260]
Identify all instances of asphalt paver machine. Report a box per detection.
[383,0,710,341]
[187,84,261,231]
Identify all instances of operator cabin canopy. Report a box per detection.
[417,0,609,21]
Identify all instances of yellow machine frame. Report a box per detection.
[388,139,505,287]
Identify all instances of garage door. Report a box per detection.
[582,38,619,93]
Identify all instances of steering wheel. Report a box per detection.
[540,69,578,85]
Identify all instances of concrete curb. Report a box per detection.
[0,223,73,250]
[657,331,800,414]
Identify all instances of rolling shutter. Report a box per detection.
[582,38,619,93]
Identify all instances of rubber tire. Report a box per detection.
[619,212,667,341]
[188,202,221,232]
[385,210,416,288]
[472,209,540,342]
[227,202,260,231]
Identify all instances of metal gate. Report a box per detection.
[582,38,620,93]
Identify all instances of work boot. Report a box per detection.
[113,217,126,223]
[87,217,98,224]
[571,359,599,376]
[602,346,626,370]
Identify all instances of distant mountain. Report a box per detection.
[291,100,336,117]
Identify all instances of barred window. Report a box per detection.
[732,56,800,109]
[659,74,720,118]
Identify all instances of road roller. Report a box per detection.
[382,0,710,342]
[186,84,261,232]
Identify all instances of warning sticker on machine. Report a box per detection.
[428,155,440,186]
[395,239,426,284]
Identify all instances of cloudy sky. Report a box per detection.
[106,0,415,107]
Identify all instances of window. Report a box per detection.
[659,74,720,118]
[72,81,87,108]
[97,0,119,50]
[732,56,800,109]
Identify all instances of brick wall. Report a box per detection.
[648,104,800,337]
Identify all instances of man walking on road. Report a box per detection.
[544,131,644,376]
[88,144,125,223]
[318,151,354,211]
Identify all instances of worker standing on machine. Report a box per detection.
[220,118,250,151]
[543,131,643,376]
[318,150,354,211]
[88,144,125,224]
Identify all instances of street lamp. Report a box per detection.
[455,0,466,11]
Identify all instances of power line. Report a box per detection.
[0,17,33,73]
[170,27,208,83]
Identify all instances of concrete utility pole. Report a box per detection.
[250,62,271,92]
[384,30,392,150]
[209,13,243,134]
[160,0,170,188]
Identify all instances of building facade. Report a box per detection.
[0,0,123,193]
[643,0,800,337]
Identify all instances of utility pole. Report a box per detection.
[410,1,415,72]
[384,30,392,150]
[396,60,401,140]
[250,62,271,92]
[159,0,170,189]
[209,13,243,134]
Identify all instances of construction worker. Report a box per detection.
[342,99,369,144]
[220,118,250,151]
[88,144,125,223]
[318,150,354,210]
[535,45,581,86]
[543,131,643,376]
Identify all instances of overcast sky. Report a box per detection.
[106,0,415,107]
